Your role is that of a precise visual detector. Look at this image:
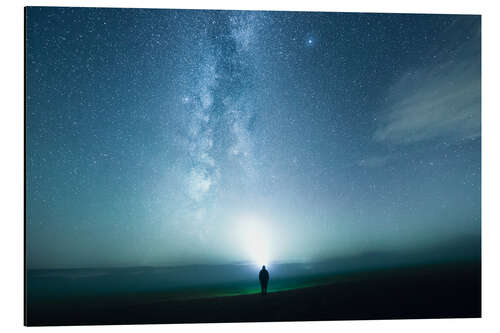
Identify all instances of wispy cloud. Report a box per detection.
[358,155,394,168]
[374,18,481,145]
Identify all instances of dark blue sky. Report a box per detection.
[26,7,480,269]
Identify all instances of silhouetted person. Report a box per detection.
[259,265,269,295]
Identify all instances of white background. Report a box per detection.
[1,0,499,332]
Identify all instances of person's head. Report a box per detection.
[262,265,266,270]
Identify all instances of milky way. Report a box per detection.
[26,8,481,268]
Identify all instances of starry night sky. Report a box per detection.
[26,7,481,269]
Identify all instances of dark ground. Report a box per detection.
[26,262,481,326]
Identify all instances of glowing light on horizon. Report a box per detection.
[236,216,272,268]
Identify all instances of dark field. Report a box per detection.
[26,261,480,326]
